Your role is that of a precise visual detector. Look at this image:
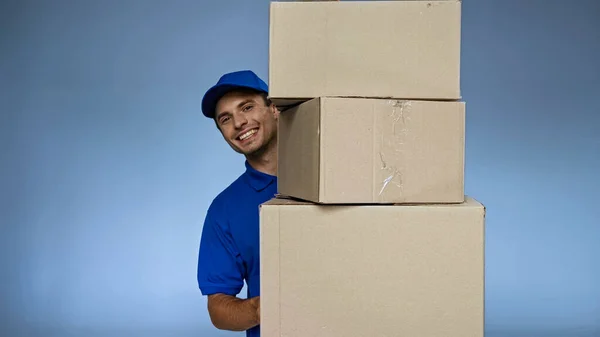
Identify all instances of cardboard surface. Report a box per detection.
[277,97,465,204]
[260,196,485,337]
[269,0,462,106]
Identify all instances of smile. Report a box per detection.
[238,128,258,141]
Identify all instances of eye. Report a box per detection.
[243,104,254,112]
[220,116,230,124]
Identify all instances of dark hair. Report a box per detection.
[213,89,273,129]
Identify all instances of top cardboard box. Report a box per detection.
[269,0,462,107]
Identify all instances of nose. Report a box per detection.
[232,111,248,129]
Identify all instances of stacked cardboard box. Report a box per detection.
[260,1,485,337]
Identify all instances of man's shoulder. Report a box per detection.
[215,172,248,201]
[206,171,248,214]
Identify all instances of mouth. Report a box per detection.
[237,128,258,142]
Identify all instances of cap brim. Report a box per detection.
[201,84,267,119]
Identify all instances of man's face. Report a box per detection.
[214,90,279,156]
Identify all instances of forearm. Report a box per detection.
[207,294,260,331]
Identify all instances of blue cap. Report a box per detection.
[201,70,269,119]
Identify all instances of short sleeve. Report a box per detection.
[197,204,244,296]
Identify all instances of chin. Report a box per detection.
[230,142,257,155]
[235,137,261,152]
[240,143,267,157]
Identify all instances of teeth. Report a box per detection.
[239,129,257,140]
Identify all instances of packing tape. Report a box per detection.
[378,100,411,196]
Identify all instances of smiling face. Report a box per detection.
[214,89,279,158]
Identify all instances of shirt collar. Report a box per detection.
[244,160,276,191]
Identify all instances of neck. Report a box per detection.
[246,143,277,176]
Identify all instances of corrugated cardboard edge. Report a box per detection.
[268,193,485,210]
[259,202,281,337]
[268,2,276,99]
[291,0,462,2]
[318,98,325,203]
[272,96,463,112]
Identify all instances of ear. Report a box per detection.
[271,104,280,120]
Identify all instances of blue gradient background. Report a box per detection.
[1,0,598,336]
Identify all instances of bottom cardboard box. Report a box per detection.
[260,196,485,337]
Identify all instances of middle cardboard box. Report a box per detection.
[277,97,465,204]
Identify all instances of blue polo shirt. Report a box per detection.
[197,160,277,337]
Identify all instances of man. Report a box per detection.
[196,70,279,337]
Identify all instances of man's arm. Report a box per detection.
[207,294,260,331]
[198,203,258,331]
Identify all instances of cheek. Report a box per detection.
[266,118,278,131]
[220,128,236,141]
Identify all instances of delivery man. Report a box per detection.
[196,70,279,337]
